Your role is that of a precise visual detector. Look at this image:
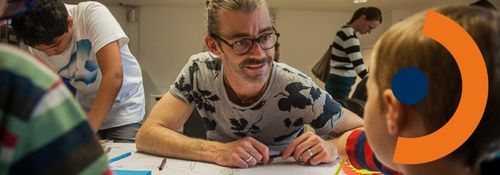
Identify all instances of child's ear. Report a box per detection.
[204,35,222,56]
[382,89,406,136]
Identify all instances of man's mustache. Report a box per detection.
[240,56,272,68]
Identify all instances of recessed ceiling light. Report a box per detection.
[353,0,368,3]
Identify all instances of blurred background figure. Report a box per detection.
[469,0,496,10]
[0,0,111,174]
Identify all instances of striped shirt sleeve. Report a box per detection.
[331,27,368,78]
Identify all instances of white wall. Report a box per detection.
[138,6,206,113]
[107,6,139,54]
[108,6,401,114]
[274,10,350,87]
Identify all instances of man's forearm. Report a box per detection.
[136,123,223,163]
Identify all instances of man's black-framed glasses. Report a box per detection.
[0,0,36,20]
[211,28,280,55]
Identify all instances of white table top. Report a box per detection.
[106,142,346,175]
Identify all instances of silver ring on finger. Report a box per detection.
[244,155,254,162]
[307,148,314,157]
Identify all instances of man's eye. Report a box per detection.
[234,40,250,47]
[260,34,271,41]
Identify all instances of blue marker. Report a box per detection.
[109,152,132,163]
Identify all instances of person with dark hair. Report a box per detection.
[0,0,111,174]
[137,0,363,169]
[336,6,500,175]
[469,0,496,10]
[325,6,382,100]
[11,0,145,142]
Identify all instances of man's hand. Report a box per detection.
[214,136,270,168]
[281,132,339,165]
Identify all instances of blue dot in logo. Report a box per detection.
[392,67,429,105]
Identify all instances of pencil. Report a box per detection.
[109,152,132,163]
[334,158,346,175]
[159,158,167,171]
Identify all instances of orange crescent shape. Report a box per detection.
[393,11,489,164]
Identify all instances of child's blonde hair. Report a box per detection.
[372,6,500,170]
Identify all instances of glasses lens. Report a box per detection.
[232,39,253,54]
[259,33,278,49]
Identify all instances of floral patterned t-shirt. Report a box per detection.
[170,51,343,148]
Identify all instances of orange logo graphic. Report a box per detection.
[392,11,489,164]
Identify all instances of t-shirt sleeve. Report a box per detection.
[346,130,403,175]
[78,2,128,51]
[307,80,343,135]
[169,55,198,105]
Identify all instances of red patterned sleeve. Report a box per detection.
[345,130,403,175]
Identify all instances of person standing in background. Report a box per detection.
[0,0,111,174]
[11,0,145,142]
[326,7,382,100]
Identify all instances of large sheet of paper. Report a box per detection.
[106,143,346,175]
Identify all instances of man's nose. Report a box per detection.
[247,41,267,58]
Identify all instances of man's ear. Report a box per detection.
[204,35,222,56]
[382,89,406,136]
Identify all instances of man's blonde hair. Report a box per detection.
[206,0,269,35]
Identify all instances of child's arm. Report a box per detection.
[87,41,123,131]
[337,129,403,175]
